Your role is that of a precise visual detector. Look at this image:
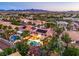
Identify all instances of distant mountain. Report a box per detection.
[1,9,79,13]
[25,9,49,12]
[0,9,51,13]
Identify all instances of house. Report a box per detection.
[57,21,68,28]
[0,20,20,29]
[36,28,53,37]
[17,30,23,34]
[20,19,31,24]
[64,31,79,44]
[63,17,79,22]
[35,20,46,26]
[36,29,47,33]
[73,22,79,30]
[26,25,33,31]
[23,34,43,46]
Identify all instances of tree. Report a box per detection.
[61,33,71,47]
[47,35,66,56]
[48,36,62,54]
[40,45,49,56]
[4,30,11,39]
[0,48,16,56]
[8,26,12,29]
[0,24,3,29]
[44,23,51,28]
[44,21,57,28]
[66,24,72,30]
[27,22,32,25]
[2,26,8,30]
[48,36,58,50]
[21,30,30,37]
[54,26,64,36]
[11,19,21,26]
[3,48,13,55]
[66,20,72,30]
[15,42,29,56]
[0,51,7,56]
[62,47,79,56]
[15,27,19,31]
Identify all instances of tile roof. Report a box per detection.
[64,31,79,41]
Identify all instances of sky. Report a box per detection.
[0,2,79,11]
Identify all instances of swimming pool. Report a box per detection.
[10,35,21,42]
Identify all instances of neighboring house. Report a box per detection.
[25,25,33,31]
[63,17,79,22]
[17,30,23,34]
[0,20,20,29]
[20,19,30,23]
[33,20,45,26]
[64,31,79,44]
[57,21,68,28]
[73,22,79,30]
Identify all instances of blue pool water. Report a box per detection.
[10,35,20,41]
[30,41,40,46]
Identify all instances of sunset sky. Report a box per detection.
[0,2,79,11]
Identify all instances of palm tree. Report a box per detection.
[61,33,71,47]
[8,26,12,29]
[54,26,64,36]
[66,20,72,31]
[4,30,10,39]
[3,29,15,40]
[2,26,8,30]
[44,20,57,28]
[21,30,30,37]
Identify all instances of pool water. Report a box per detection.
[10,35,20,41]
